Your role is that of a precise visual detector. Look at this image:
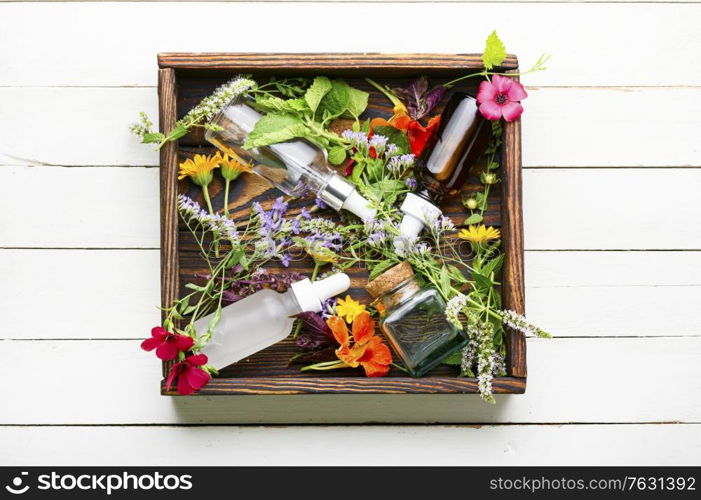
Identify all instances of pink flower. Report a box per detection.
[165,354,211,395]
[476,75,528,122]
[141,326,194,360]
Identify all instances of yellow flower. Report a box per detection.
[335,295,367,324]
[215,152,252,182]
[458,225,501,244]
[178,154,219,186]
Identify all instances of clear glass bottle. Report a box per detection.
[205,99,376,221]
[397,92,492,241]
[195,273,351,370]
[366,262,466,377]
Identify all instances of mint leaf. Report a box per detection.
[327,146,347,165]
[482,30,507,70]
[344,87,369,118]
[369,260,395,280]
[256,95,308,114]
[168,124,189,141]
[373,125,411,154]
[243,113,308,149]
[464,213,483,225]
[142,132,165,144]
[304,76,332,113]
[317,80,350,119]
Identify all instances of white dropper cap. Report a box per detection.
[396,192,442,240]
[290,273,351,313]
[343,189,378,221]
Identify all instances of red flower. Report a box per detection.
[141,326,194,360]
[476,75,528,122]
[369,114,441,157]
[165,354,211,395]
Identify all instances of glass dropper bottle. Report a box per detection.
[397,91,492,240]
[205,98,376,221]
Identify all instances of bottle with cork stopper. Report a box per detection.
[366,262,467,377]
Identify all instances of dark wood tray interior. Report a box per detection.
[158,54,526,395]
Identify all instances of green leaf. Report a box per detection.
[439,266,452,297]
[360,119,371,133]
[447,264,468,284]
[327,146,347,166]
[317,80,350,119]
[372,125,411,154]
[442,350,463,366]
[184,283,206,292]
[351,159,367,184]
[225,250,244,269]
[481,253,504,278]
[464,213,483,225]
[243,113,308,149]
[255,95,308,114]
[472,272,494,293]
[142,132,165,144]
[168,124,189,141]
[482,30,507,70]
[369,260,395,280]
[304,76,332,113]
[344,87,369,118]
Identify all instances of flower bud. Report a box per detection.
[464,197,479,210]
[480,172,499,185]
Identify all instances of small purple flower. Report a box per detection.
[272,196,288,214]
[280,253,291,267]
[300,207,312,219]
[369,135,388,156]
[405,177,418,190]
[385,143,400,158]
[315,197,327,209]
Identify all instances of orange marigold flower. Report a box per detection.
[327,312,392,378]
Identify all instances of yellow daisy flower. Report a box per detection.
[215,152,252,182]
[178,154,219,187]
[458,224,501,244]
[335,295,367,324]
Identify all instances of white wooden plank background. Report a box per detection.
[1,0,700,466]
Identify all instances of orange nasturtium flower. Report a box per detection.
[328,312,392,377]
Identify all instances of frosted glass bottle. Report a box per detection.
[195,273,351,370]
[206,99,376,221]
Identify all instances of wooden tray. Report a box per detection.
[157,53,526,395]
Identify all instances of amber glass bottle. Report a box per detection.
[397,92,491,241]
[416,91,492,200]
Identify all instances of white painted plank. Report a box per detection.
[2,167,700,249]
[523,169,701,250]
[1,337,699,424]
[523,88,701,167]
[1,87,700,168]
[0,249,160,339]
[525,251,701,336]
[2,424,699,466]
[0,166,160,248]
[0,88,159,167]
[1,249,697,339]
[1,3,700,87]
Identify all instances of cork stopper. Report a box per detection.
[366,261,415,298]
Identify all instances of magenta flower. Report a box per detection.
[165,354,211,395]
[141,326,194,360]
[476,75,528,122]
